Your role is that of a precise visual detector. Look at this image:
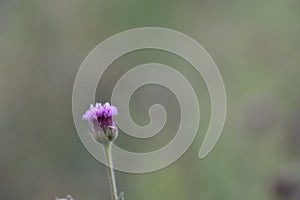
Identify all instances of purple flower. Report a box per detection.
[82,103,103,121]
[83,102,118,143]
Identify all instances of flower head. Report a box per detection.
[83,102,118,143]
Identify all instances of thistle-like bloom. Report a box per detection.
[83,102,118,144]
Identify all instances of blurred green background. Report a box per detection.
[1,0,300,199]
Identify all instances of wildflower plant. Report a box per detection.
[82,102,118,144]
[82,102,123,200]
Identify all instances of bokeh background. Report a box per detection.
[1,0,300,199]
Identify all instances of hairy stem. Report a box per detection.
[104,142,118,200]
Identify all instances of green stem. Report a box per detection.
[104,142,118,200]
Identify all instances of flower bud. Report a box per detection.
[83,102,118,144]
